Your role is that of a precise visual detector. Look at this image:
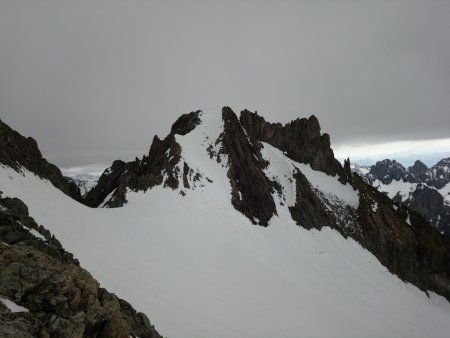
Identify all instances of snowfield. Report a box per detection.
[1,113,450,338]
[372,178,418,202]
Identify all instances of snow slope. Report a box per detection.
[1,113,450,338]
[372,178,418,202]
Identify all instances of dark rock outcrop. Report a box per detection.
[408,184,450,237]
[289,169,360,240]
[288,170,336,230]
[84,160,129,207]
[239,110,344,178]
[0,119,82,202]
[0,194,162,338]
[220,107,277,226]
[85,110,202,207]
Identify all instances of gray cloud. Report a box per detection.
[1,1,449,167]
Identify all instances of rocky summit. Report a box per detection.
[1,108,450,337]
[353,158,450,237]
[87,107,450,301]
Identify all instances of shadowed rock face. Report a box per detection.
[409,160,429,182]
[0,120,82,202]
[239,109,344,178]
[0,195,162,338]
[289,168,360,240]
[221,107,277,226]
[288,170,336,231]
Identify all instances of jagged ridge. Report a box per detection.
[84,111,202,207]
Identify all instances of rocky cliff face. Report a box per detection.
[239,110,346,179]
[0,194,162,338]
[219,107,277,226]
[353,158,450,237]
[0,119,82,202]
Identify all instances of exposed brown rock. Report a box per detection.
[221,107,277,226]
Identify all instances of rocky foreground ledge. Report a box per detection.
[0,194,162,338]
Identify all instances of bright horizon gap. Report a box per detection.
[334,137,450,162]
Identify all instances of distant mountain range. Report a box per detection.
[351,159,450,237]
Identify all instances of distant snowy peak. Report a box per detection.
[65,173,100,197]
[352,157,450,237]
[350,163,370,176]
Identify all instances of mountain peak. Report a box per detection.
[170,110,202,136]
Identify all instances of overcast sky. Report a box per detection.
[1,1,449,168]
